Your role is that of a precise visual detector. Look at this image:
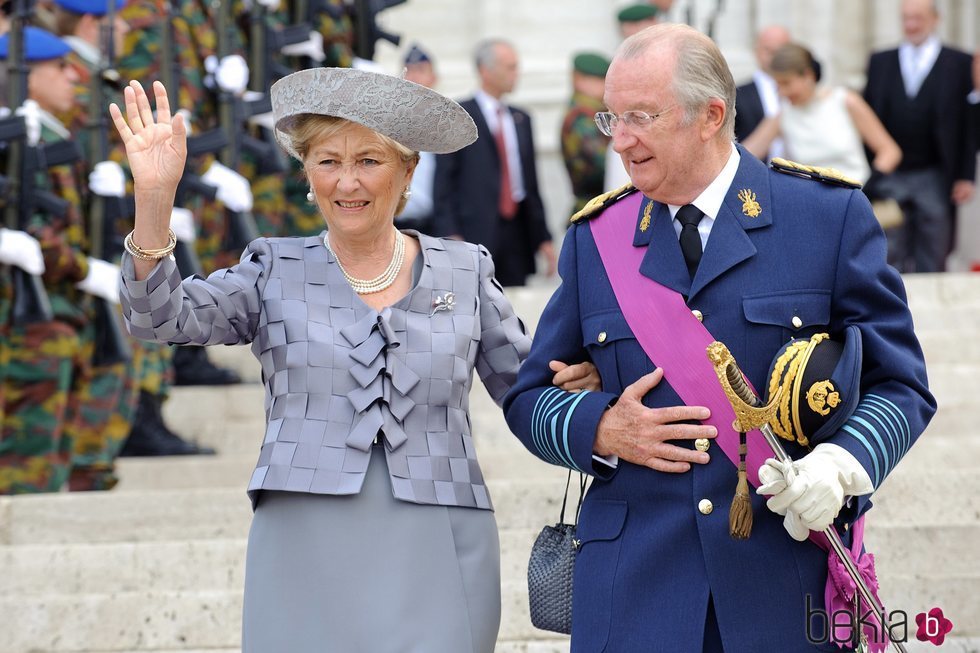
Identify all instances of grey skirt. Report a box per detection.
[242,445,501,653]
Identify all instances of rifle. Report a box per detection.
[351,0,406,62]
[214,0,263,250]
[84,0,131,365]
[3,0,56,325]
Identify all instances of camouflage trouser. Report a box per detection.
[65,323,140,491]
[243,153,288,239]
[0,320,81,494]
[132,336,173,397]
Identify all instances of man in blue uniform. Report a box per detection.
[504,23,934,652]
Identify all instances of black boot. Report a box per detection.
[119,391,217,456]
[173,345,242,386]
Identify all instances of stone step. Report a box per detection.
[6,521,977,599]
[2,571,975,653]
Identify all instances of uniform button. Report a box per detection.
[695,438,710,452]
[597,331,607,343]
[698,499,713,515]
[691,309,703,322]
[791,315,803,329]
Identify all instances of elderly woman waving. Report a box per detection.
[110,70,598,652]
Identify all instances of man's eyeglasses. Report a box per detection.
[594,106,677,136]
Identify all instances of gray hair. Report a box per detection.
[474,38,513,71]
[617,24,736,141]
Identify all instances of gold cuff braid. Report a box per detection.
[124,229,177,261]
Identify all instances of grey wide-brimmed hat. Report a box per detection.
[271,67,477,159]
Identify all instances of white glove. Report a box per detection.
[202,161,254,213]
[0,228,45,275]
[242,91,276,131]
[757,443,874,541]
[77,257,121,304]
[88,160,127,198]
[281,31,325,62]
[176,109,194,136]
[169,207,197,242]
[15,99,41,146]
[207,54,250,95]
[255,0,280,9]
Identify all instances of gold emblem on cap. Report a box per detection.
[737,189,762,218]
[806,380,841,416]
[639,200,653,232]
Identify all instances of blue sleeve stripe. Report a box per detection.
[848,415,893,476]
[865,394,910,446]
[531,388,565,466]
[559,391,591,473]
[857,402,907,460]
[852,405,900,463]
[531,387,590,471]
[530,388,562,466]
[841,424,882,487]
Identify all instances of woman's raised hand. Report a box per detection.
[109,81,187,196]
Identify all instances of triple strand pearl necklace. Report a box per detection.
[324,229,406,295]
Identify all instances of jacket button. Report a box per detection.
[791,315,803,329]
[597,331,607,343]
[691,309,703,322]
[695,438,710,452]
[698,499,713,515]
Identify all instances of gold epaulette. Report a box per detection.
[770,157,863,189]
[570,183,638,224]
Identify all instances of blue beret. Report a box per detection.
[403,44,431,66]
[0,26,72,62]
[53,0,125,16]
[765,325,863,447]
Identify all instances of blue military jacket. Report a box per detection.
[504,150,935,652]
[121,232,530,510]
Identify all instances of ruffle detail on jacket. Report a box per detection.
[341,307,421,452]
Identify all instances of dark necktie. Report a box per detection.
[495,105,518,219]
[676,204,704,279]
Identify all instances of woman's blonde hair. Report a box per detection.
[286,114,420,215]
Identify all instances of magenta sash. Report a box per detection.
[589,191,768,485]
[589,192,886,652]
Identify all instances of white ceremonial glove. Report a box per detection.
[0,228,46,275]
[176,109,194,136]
[281,31,325,62]
[88,160,127,198]
[15,99,42,146]
[77,257,121,304]
[757,443,874,541]
[255,0,280,9]
[169,207,196,243]
[202,161,254,213]
[212,54,250,95]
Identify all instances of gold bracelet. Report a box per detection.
[125,229,178,261]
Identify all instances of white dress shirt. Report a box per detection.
[899,35,941,98]
[668,144,741,251]
[475,90,526,203]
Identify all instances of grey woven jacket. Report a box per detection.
[120,233,530,510]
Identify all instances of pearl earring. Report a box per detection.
[402,188,412,200]
[307,190,315,202]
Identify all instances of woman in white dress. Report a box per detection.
[742,43,902,184]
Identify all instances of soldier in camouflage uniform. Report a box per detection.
[0,27,113,493]
[51,0,141,490]
[560,52,611,217]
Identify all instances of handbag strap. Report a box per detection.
[558,469,589,525]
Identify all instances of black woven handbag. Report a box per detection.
[527,470,587,634]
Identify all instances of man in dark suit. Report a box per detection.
[433,39,556,287]
[733,25,789,161]
[863,0,976,272]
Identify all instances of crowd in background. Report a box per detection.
[0,0,978,495]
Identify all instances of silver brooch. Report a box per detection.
[430,292,455,316]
